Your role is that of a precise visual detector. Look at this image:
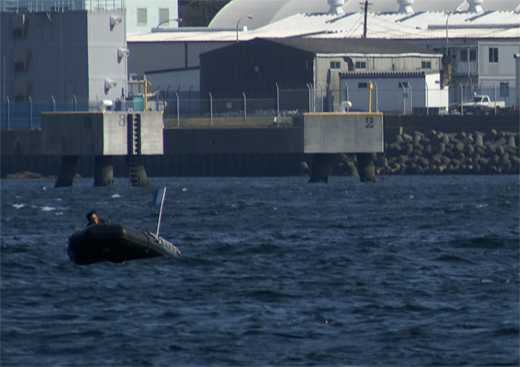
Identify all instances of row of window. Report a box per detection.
[457,48,498,63]
[329,47,499,71]
[329,61,431,70]
[137,8,170,26]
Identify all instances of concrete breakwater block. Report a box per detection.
[333,129,519,176]
[384,129,519,175]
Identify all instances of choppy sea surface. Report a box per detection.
[1,175,519,367]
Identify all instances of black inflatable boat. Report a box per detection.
[68,224,181,265]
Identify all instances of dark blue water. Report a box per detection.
[2,176,519,366]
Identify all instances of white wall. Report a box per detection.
[87,11,128,102]
[125,0,179,34]
[340,73,448,113]
[478,41,520,78]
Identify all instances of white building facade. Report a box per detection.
[0,0,179,33]
[340,71,449,114]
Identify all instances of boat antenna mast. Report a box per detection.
[155,187,167,237]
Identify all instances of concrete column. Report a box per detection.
[357,153,377,182]
[55,155,79,187]
[94,155,114,186]
[128,155,148,186]
[309,153,332,183]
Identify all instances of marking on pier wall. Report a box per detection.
[303,113,384,154]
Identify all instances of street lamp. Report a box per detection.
[155,18,182,28]
[236,15,253,42]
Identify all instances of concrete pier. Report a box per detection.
[94,155,114,186]
[309,154,332,183]
[128,155,148,186]
[303,112,384,183]
[55,156,79,187]
[356,153,377,182]
[39,111,163,186]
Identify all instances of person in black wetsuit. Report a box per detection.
[86,211,110,226]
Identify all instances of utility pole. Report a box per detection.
[361,0,370,38]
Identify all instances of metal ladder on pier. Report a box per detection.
[127,113,142,186]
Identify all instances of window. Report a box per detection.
[421,61,431,69]
[137,8,147,26]
[489,47,498,63]
[470,50,477,61]
[459,50,468,62]
[159,8,169,26]
[355,61,366,69]
[358,82,368,88]
[330,61,340,69]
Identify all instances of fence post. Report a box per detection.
[314,84,323,112]
[410,85,413,115]
[307,84,312,112]
[460,83,464,114]
[6,96,10,130]
[209,92,213,127]
[243,92,247,124]
[28,95,33,129]
[276,83,280,117]
[176,92,180,127]
[376,83,380,112]
[425,82,429,115]
[52,95,56,112]
[73,95,77,111]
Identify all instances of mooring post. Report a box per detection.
[55,155,79,187]
[309,153,333,183]
[356,153,377,182]
[127,155,149,186]
[94,155,114,186]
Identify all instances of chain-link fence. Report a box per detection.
[1,84,515,129]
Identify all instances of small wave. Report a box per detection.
[12,204,25,209]
[111,194,122,198]
[40,206,56,212]
[493,324,520,336]
[450,235,514,249]
[435,255,475,264]
[241,289,296,302]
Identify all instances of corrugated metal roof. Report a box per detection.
[128,9,519,43]
[209,0,520,30]
[267,37,440,55]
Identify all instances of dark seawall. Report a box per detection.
[2,114,518,179]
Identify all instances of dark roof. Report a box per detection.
[264,37,437,55]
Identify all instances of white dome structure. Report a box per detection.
[208,0,518,30]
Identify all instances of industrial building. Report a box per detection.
[0,0,179,34]
[1,9,127,103]
[199,37,446,113]
[127,0,519,111]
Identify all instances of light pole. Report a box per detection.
[236,15,253,42]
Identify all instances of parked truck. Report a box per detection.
[459,94,506,114]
